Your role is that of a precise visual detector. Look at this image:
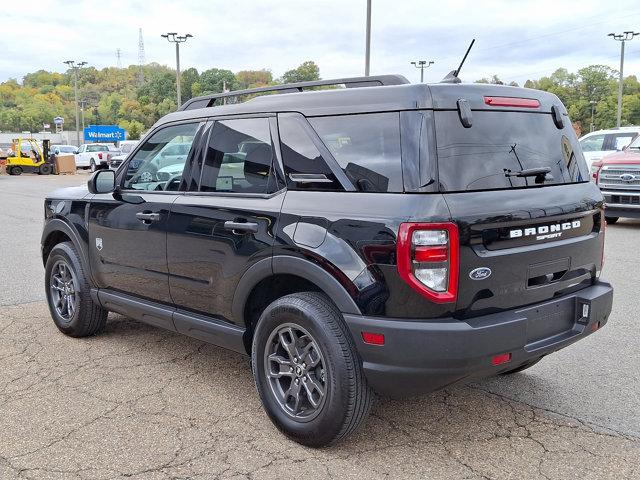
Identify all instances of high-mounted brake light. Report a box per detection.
[484,96,540,108]
[397,222,459,303]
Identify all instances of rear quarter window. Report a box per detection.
[309,112,403,192]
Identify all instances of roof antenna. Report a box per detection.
[440,39,475,84]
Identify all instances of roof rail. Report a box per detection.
[179,74,410,111]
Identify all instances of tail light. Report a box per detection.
[98,153,103,160]
[397,222,459,303]
[591,162,602,183]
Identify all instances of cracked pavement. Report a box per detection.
[1,174,639,479]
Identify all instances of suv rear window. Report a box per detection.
[309,113,403,192]
[434,111,588,192]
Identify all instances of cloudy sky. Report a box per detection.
[1,0,639,85]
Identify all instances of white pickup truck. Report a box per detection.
[75,143,112,171]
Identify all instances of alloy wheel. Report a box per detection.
[264,323,327,421]
[49,260,78,321]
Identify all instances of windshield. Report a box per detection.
[55,146,76,153]
[627,136,640,150]
[434,111,588,192]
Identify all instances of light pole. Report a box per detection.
[64,60,87,147]
[608,31,639,128]
[411,60,434,83]
[590,100,597,132]
[161,32,193,107]
[364,0,371,76]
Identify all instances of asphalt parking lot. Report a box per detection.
[1,173,639,480]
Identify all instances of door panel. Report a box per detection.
[88,192,179,304]
[167,192,285,323]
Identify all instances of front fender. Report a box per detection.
[41,217,91,281]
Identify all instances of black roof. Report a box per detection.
[158,75,563,127]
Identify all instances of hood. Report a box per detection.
[46,184,90,200]
[600,149,640,165]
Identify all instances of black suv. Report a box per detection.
[42,75,613,447]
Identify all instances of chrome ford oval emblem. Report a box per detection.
[469,267,492,280]
[620,173,636,182]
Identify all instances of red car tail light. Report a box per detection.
[591,161,603,184]
[98,152,103,160]
[397,222,459,303]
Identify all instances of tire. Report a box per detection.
[251,292,374,447]
[11,166,22,176]
[90,159,96,173]
[39,164,53,175]
[45,242,108,337]
[605,216,619,225]
[500,357,543,375]
[6,166,14,175]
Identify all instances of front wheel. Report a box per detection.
[605,216,619,225]
[252,292,374,447]
[45,242,108,337]
[39,163,53,175]
[11,166,22,176]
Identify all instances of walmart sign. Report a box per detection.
[83,125,126,143]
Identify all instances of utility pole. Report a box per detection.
[608,31,639,128]
[411,60,434,83]
[161,32,193,108]
[364,0,371,76]
[63,60,87,147]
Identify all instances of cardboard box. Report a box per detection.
[55,154,76,174]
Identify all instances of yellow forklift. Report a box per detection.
[5,138,53,175]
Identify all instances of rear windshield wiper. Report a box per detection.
[504,167,553,183]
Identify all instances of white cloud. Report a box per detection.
[1,0,639,85]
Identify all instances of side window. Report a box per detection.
[580,134,605,152]
[199,118,275,194]
[309,112,403,192]
[278,114,343,191]
[123,123,199,191]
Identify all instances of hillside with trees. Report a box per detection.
[0,60,637,139]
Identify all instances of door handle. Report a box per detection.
[136,211,161,223]
[224,220,258,233]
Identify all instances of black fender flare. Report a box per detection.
[232,255,362,328]
[41,218,91,279]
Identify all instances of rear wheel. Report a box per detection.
[11,166,22,176]
[90,159,96,172]
[605,216,619,225]
[45,242,108,337]
[252,292,374,447]
[39,164,53,175]
[500,357,543,375]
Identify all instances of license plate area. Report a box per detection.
[525,298,575,345]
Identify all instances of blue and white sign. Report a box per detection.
[84,125,126,143]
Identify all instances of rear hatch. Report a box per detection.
[429,85,604,317]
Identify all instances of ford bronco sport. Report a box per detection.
[42,74,613,447]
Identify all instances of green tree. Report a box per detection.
[280,61,320,84]
[181,67,199,101]
[199,68,236,94]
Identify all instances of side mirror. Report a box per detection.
[74,150,79,155]
[88,169,116,194]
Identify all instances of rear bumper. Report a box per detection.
[344,281,613,396]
